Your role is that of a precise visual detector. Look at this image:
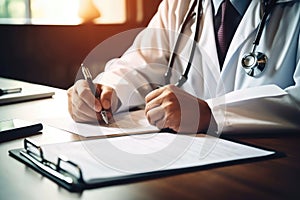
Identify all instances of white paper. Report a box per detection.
[40,133,275,183]
[42,110,159,137]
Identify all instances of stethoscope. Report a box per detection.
[165,0,277,87]
[242,0,277,76]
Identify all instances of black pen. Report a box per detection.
[0,88,22,96]
[81,64,109,124]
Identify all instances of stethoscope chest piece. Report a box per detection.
[242,52,268,77]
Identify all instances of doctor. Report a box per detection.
[68,0,300,134]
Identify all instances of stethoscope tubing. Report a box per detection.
[165,0,202,87]
[252,0,277,52]
[165,0,277,86]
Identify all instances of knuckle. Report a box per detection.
[76,101,86,111]
[102,85,113,93]
[165,84,172,90]
[164,90,173,96]
[161,101,176,112]
[145,97,149,103]
[162,89,176,100]
[102,90,111,99]
[165,84,176,91]
[146,113,153,125]
[144,104,150,113]
[78,87,90,97]
[75,80,87,89]
[70,112,80,122]
[70,113,77,121]
[73,116,82,123]
[67,87,73,97]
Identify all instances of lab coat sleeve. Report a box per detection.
[94,0,189,112]
[206,33,300,134]
[207,85,300,134]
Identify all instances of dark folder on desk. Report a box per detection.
[0,77,55,105]
[9,133,279,192]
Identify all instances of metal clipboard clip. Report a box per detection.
[20,138,84,187]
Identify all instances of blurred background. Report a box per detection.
[0,0,162,89]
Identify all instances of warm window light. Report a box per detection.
[92,0,126,24]
[0,0,127,25]
[31,0,81,25]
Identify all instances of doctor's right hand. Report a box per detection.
[67,80,119,123]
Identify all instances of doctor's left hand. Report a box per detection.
[145,85,212,133]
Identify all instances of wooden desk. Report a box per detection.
[0,86,299,200]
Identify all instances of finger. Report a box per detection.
[154,113,179,131]
[145,101,161,114]
[100,86,114,110]
[67,86,74,116]
[76,80,102,112]
[145,86,165,103]
[68,81,103,123]
[146,106,165,125]
[144,92,165,114]
[68,85,93,121]
[72,106,110,124]
[69,98,98,122]
[155,118,166,130]
[71,98,100,122]
[71,109,97,122]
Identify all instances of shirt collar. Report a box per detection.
[212,0,252,16]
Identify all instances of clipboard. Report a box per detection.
[9,133,282,192]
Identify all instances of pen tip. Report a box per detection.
[101,111,109,125]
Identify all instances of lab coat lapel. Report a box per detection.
[222,1,261,70]
[198,0,220,80]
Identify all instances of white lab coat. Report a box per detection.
[95,0,300,134]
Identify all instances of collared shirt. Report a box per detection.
[212,0,252,16]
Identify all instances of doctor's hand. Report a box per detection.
[67,80,119,123]
[145,85,212,133]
